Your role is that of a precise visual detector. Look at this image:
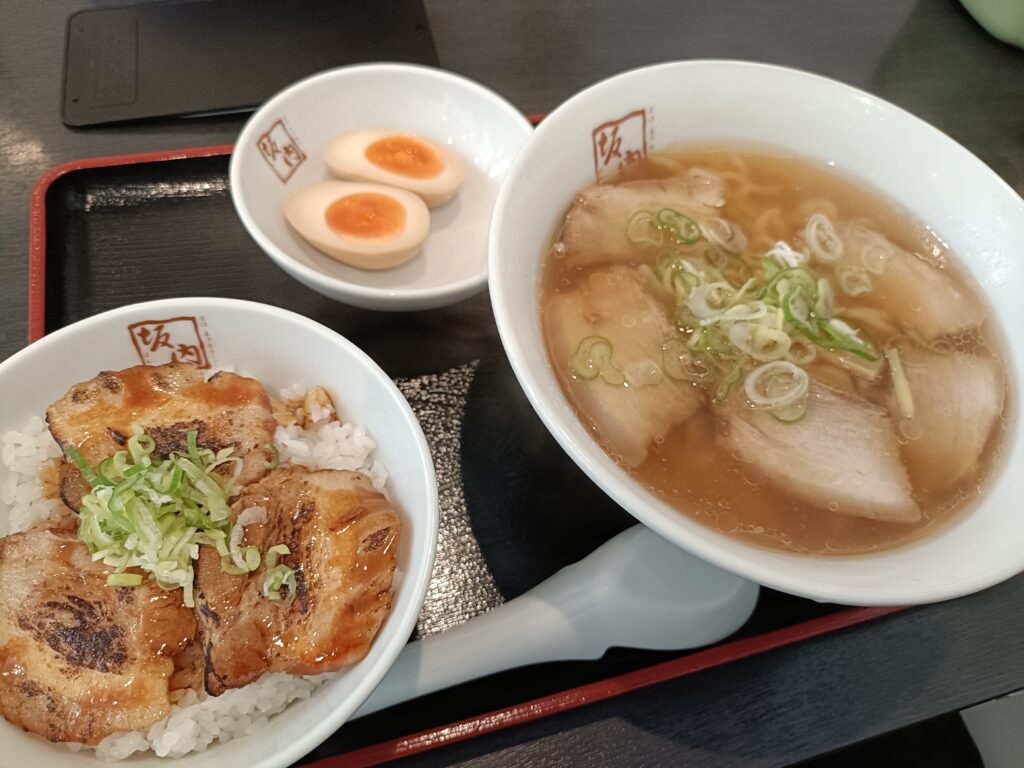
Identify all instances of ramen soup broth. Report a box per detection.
[540,146,1011,554]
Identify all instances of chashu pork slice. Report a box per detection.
[873,252,986,341]
[559,178,710,268]
[719,380,920,523]
[893,344,1005,491]
[838,226,986,341]
[194,467,400,695]
[47,363,277,510]
[544,265,704,468]
[0,528,195,745]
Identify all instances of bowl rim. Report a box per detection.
[0,297,440,766]
[229,62,533,308]
[489,58,1024,606]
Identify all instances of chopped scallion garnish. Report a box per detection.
[886,348,915,420]
[70,429,265,607]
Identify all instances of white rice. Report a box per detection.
[0,416,64,536]
[0,384,387,760]
[94,674,329,761]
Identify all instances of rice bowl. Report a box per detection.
[0,298,438,768]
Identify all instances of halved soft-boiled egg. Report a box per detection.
[284,181,430,270]
[325,129,465,207]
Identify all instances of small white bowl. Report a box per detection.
[0,298,438,767]
[489,60,1024,606]
[230,63,532,311]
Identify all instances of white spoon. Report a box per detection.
[354,525,759,717]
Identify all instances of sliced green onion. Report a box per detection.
[626,211,663,246]
[688,281,734,320]
[770,395,808,424]
[705,300,768,327]
[740,326,791,362]
[186,429,200,462]
[262,563,298,604]
[837,269,873,296]
[814,278,834,319]
[729,277,761,305]
[65,446,101,488]
[220,555,250,576]
[700,217,747,254]
[785,335,818,365]
[713,355,747,402]
[569,336,625,386]
[262,544,297,603]
[761,256,784,281]
[743,361,809,409]
[128,430,155,464]
[765,241,807,269]
[805,213,843,262]
[70,429,262,608]
[656,208,701,244]
[763,266,817,308]
[858,234,894,275]
[106,573,143,587]
[266,544,291,570]
[820,318,879,361]
[243,545,261,571]
[885,348,915,419]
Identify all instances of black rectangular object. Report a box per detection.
[63,0,439,127]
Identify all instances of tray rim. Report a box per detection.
[309,606,900,768]
[27,143,904,767]
[28,143,236,342]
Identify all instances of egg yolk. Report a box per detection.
[365,135,444,179]
[325,193,406,240]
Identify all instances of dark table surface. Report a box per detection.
[2,1,1023,767]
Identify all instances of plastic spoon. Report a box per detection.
[354,525,759,717]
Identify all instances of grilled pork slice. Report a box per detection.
[195,467,400,695]
[0,529,195,745]
[544,266,704,468]
[894,344,1005,491]
[719,380,920,523]
[47,363,277,510]
[559,178,710,268]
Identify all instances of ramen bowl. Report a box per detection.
[231,63,532,311]
[489,60,1024,605]
[0,298,438,766]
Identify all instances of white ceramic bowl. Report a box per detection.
[231,63,532,311]
[0,298,438,767]
[489,60,1024,606]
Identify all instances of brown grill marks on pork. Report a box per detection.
[18,595,128,674]
[0,528,196,744]
[57,460,90,512]
[145,419,231,457]
[46,363,277,512]
[194,467,400,695]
